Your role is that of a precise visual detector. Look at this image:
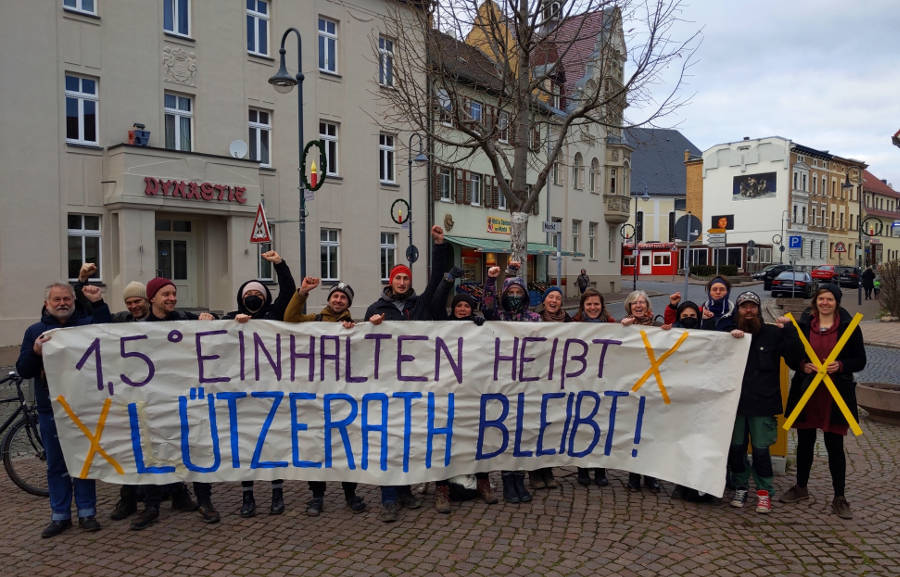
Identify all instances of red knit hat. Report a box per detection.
[389,264,412,284]
[146,277,176,301]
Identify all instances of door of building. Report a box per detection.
[156,218,196,307]
[640,253,652,275]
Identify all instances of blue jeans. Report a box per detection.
[38,409,97,520]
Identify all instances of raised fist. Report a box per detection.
[488,266,501,279]
[79,262,98,282]
[300,277,320,294]
[431,225,444,244]
[261,250,283,264]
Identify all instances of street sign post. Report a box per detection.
[542,221,562,234]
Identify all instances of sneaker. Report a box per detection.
[434,484,451,514]
[130,507,159,531]
[110,498,137,521]
[730,489,748,508]
[305,497,324,517]
[398,490,422,510]
[197,503,220,524]
[831,496,853,519]
[346,495,366,513]
[78,516,102,532]
[41,519,72,539]
[576,468,591,486]
[755,490,771,514]
[779,485,809,503]
[379,502,399,523]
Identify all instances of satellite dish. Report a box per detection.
[229,139,248,159]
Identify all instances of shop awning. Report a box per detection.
[445,235,583,257]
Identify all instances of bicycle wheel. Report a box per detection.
[2,415,49,497]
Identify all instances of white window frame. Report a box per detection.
[164,92,193,152]
[320,229,340,281]
[498,187,507,211]
[439,166,453,202]
[63,0,96,16]
[65,74,99,145]
[589,158,599,193]
[438,89,453,126]
[572,220,581,254]
[378,35,394,87]
[164,0,191,37]
[320,121,338,176]
[249,108,271,167]
[609,168,617,194]
[380,232,397,281]
[653,253,671,266]
[469,100,483,124]
[67,214,102,281]
[573,153,583,189]
[498,111,509,142]
[588,222,597,259]
[379,133,395,184]
[318,17,338,74]
[246,0,270,57]
[470,173,482,206]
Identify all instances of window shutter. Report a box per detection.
[463,170,471,204]
[485,175,494,208]
[432,165,442,201]
[455,168,465,204]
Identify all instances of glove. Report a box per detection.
[473,316,485,326]
[448,266,464,279]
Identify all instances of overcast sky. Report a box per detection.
[625,0,900,188]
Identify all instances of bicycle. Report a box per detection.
[0,370,48,496]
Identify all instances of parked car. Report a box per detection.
[770,271,818,298]
[810,265,837,281]
[752,264,792,291]
[835,266,861,288]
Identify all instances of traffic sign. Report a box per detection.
[788,235,802,249]
[834,241,847,253]
[542,221,562,234]
[674,214,701,242]
[250,203,271,243]
[708,227,726,234]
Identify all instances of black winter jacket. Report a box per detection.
[736,324,788,416]
[223,260,296,321]
[364,243,450,321]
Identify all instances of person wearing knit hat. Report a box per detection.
[539,286,571,322]
[364,225,452,522]
[672,300,702,329]
[701,275,735,330]
[222,250,297,518]
[145,277,175,303]
[121,281,150,322]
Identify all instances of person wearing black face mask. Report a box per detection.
[672,301,702,329]
[222,250,296,517]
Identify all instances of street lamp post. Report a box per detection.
[268,28,307,281]
[780,209,788,263]
[843,169,862,305]
[632,185,650,290]
[407,132,427,265]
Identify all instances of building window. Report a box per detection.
[164,0,190,36]
[164,93,192,151]
[318,17,337,73]
[246,0,269,57]
[552,161,561,185]
[64,0,96,15]
[320,121,338,176]
[380,232,397,281]
[439,166,452,201]
[379,133,395,183]
[573,153,584,189]
[65,74,98,145]
[67,214,101,281]
[498,111,509,142]
[589,158,599,193]
[588,222,597,259]
[469,100,483,125]
[470,173,482,206]
[248,108,271,167]
[802,174,807,191]
[610,168,617,194]
[801,206,807,225]
[572,220,581,254]
[257,226,274,281]
[498,187,507,210]
[654,253,671,266]
[378,35,394,87]
[320,229,340,280]
[793,172,798,190]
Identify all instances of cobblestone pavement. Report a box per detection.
[1,414,898,577]
[858,346,900,385]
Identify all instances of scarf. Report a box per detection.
[541,308,567,322]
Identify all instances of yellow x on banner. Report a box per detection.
[782,312,864,436]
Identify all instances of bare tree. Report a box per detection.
[378,0,699,275]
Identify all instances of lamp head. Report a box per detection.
[413,151,428,164]
[268,49,297,94]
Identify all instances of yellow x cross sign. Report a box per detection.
[782,312,863,436]
[631,330,689,404]
[56,395,124,477]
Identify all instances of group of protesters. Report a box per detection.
[18,224,866,538]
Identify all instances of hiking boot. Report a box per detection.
[528,470,546,490]
[130,507,159,531]
[502,475,519,504]
[171,485,198,511]
[270,488,285,515]
[346,495,366,513]
[513,474,532,503]
[306,497,323,517]
[755,490,771,514]
[477,477,498,504]
[730,489,748,508]
[577,468,591,486]
[434,484,451,514]
[832,496,852,519]
[398,490,422,510]
[626,474,642,492]
[41,519,71,539]
[379,502,399,523]
[779,485,809,503]
[543,468,558,489]
[110,497,138,521]
[197,502,220,524]
[240,491,256,518]
[78,516,101,532]
[594,468,609,487]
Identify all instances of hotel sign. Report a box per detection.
[487,216,511,234]
[143,177,247,204]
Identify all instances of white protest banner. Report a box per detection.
[42,320,750,496]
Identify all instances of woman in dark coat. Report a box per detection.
[780,284,866,519]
